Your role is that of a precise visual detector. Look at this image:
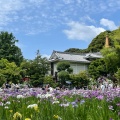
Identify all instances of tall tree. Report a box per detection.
[21,50,50,87]
[0,31,23,66]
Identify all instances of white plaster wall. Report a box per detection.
[70,63,88,74]
[53,62,58,75]
[52,62,89,75]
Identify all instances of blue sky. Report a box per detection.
[0,0,120,59]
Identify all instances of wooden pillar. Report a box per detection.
[51,62,54,75]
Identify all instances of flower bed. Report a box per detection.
[0,88,120,120]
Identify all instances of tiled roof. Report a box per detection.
[49,51,91,63]
[84,53,103,59]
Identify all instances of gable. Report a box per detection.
[49,51,58,60]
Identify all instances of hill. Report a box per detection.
[65,28,120,53]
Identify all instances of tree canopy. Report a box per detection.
[20,50,50,87]
[0,58,23,86]
[0,31,23,66]
[88,58,108,79]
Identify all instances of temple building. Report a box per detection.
[49,35,109,77]
[49,51,102,76]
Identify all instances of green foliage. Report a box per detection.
[64,48,88,53]
[67,67,73,73]
[101,44,120,74]
[109,28,120,45]
[87,30,114,52]
[58,71,69,84]
[43,75,58,88]
[0,95,119,120]
[100,47,115,56]
[114,44,120,69]
[30,74,44,87]
[115,68,120,85]
[0,73,6,87]
[70,71,90,88]
[20,50,50,87]
[0,58,23,85]
[57,61,73,85]
[57,61,71,72]
[98,29,120,78]
[57,61,73,73]
[88,58,107,79]
[104,52,119,74]
[20,59,32,78]
[0,31,23,66]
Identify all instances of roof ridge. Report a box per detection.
[53,50,86,55]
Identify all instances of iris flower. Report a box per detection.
[13,112,22,120]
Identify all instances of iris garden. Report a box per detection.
[0,88,120,120]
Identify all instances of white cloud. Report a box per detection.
[80,15,96,24]
[0,0,119,35]
[0,0,24,26]
[63,21,105,41]
[100,18,118,30]
[0,0,23,12]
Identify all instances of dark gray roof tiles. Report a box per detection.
[49,51,90,63]
[56,52,90,63]
[49,51,102,63]
[84,53,103,59]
